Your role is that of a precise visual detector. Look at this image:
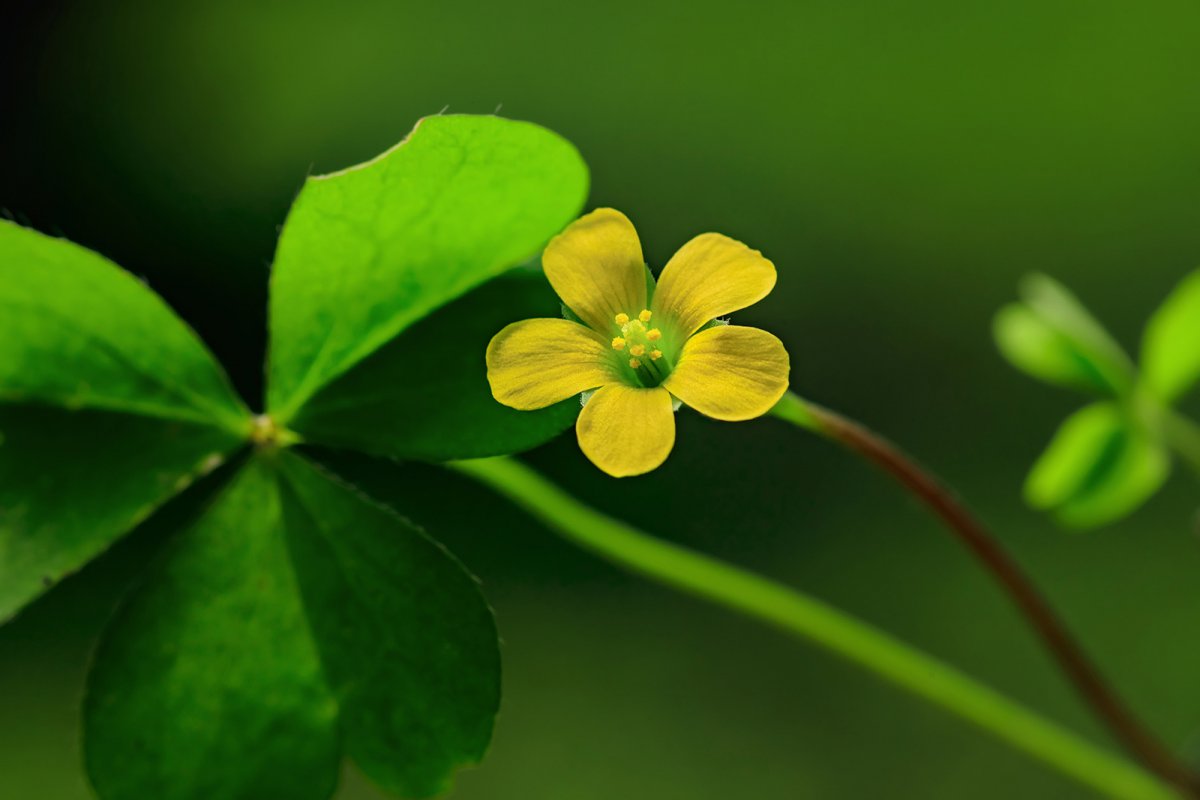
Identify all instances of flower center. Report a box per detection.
[609,309,671,386]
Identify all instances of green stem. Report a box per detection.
[1162,409,1200,477]
[451,456,1179,800]
[770,391,1196,795]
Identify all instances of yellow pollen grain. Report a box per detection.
[639,309,653,323]
[615,312,630,326]
[647,328,662,341]
[650,349,663,360]
[629,358,642,369]
[629,344,646,357]
[611,337,626,351]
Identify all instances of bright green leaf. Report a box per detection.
[0,405,243,621]
[290,268,578,461]
[996,274,1135,396]
[84,452,500,800]
[267,114,588,422]
[993,304,1115,394]
[84,459,341,800]
[1141,268,1200,404]
[1025,402,1170,528]
[276,451,500,797]
[0,221,249,431]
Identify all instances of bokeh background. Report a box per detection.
[3,1,1200,797]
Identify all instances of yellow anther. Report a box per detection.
[650,349,663,360]
[629,358,642,369]
[647,328,662,341]
[639,309,653,323]
[615,312,630,326]
[629,344,646,357]
[627,319,645,333]
[611,337,626,351]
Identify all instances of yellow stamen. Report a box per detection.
[615,312,630,326]
[629,344,646,357]
[611,337,626,351]
[629,358,642,369]
[639,309,653,323]
[650,349,663,360]
[647,328,662,341]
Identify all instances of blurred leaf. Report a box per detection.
[1025,402,1169,528]
[0,221,248,431]
[996,274,1135,396]
[267,114,588,422]
[1141,268,1200,404]
[277,452,499,797]
[84,459,340,800]
[291,269,578,461]
[993,305,1114,394]
[84,452,500,800]
[0,405,242,621]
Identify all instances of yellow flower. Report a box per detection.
[487,208,790,477]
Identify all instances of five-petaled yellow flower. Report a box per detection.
[487,208,790,477]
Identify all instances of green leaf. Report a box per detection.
[267,114,589,422]
[84,459,340,800]
[276,452,499,797]
[85,452,500,800]
[0,221,249,431]
[1141,268,1200,404]
[0,405,243,621]
[290,268,578,461]
[994,275,1135,396]
[1024,402,1170,528]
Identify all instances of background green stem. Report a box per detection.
[770,390,1197,795]
[1163,408,1200,477]
[451,456,1178,800]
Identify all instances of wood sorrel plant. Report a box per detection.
[0,113,1192,800]
[995,272,1200,527]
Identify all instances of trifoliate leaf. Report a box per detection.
[1025,402,1170,528]
[1141,268,1200,404]
[995,274,1135,396]
[267,114,588,423]
[84,452,500,800]
[290,268,578,461]
[0,220,249,431]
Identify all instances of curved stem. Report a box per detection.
[771,390,1197,796]
[451,456,1178,800]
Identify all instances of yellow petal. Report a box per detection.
[487,318,618,410]
[543,208,647,333]
[576,384,675,477]
[662,325,789,421]
[652,233,776,336]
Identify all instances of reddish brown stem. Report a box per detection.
[786,396,1198,796]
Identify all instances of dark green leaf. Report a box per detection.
[1141,268,1200,404]
[0,405,243,621]
[290,268,578,461]
[84,452,500,800]
[0,221,249,431]
[267,114,588,422]
[84,459,340,800]
[1024,402,1170,528]
[276,452,500,797]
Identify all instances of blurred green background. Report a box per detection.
[3,0,1200,797]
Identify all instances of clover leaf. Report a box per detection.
[0,114,588,798]
[995,272,1198,528]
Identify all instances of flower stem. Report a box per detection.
[450,455,1179,800]
[770,390,1197,796]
